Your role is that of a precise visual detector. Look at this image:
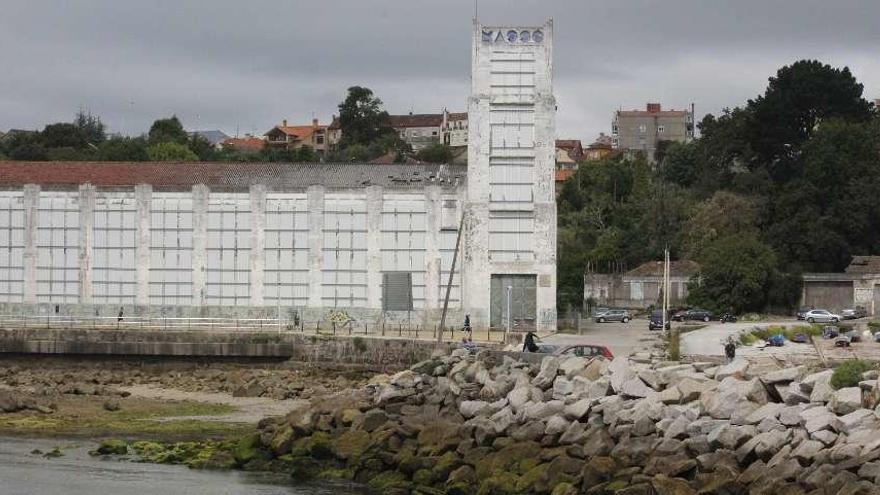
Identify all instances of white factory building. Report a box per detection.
[0,19,556,331]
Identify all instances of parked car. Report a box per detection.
[846,330,862,343]
[803,309,841,323]
[874,332,880,343]
[796,306,813,320]
[766,334,786,347]
[835,334,852,347]
[683,308,714,322]
[648,309,671,331]
[671,309,689,322]
[856,306,869,318]
[841,308,860,320]
[552,344,614,360]
[592,307,610,317]
[719,313,737,323]
[595,309,631,323]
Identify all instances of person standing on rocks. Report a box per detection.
[523,331,539,352]
[724,338,736,362]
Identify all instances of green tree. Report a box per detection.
[74,110,106,145]
[682,191,761,259]
[416,143,453,163]
[687,234,779,313]
[337,86,394,147]
[148,116,188,145]
[147,142,199,162]
[41,123,86,149]
[96,136,149,161]
[746,60,873,169]
[187,134,218,161]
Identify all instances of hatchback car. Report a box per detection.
[648,309,670,331]
[552,344,614,359]
[595,309,631,323]
[803,309,841,323]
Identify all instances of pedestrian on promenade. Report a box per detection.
[724,338,736,363]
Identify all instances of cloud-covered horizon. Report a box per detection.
[2,0,879,144]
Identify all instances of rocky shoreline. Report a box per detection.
[248,349,880,495]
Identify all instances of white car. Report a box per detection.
[804,309,841,323]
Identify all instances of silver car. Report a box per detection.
[803,309,841,323]
[595,309,631,323]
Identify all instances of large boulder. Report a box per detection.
[829,387,862,415]
[522,400,564,421]
[800,369,833,394]
[608,358,637,393]
[777,382,810,405]
[532,357,560,390]
[552,376,574,400]
[701,377,767,420]
[563,398,592,420]
[459,400,491,419]
[715,359,749,381]
[743,403,785,425]
[708,424,756,450]
[677,377,716,403]
[619,377,655,398]
[837,408,880,434]
[558,356,589,378]
[760,366,803,385]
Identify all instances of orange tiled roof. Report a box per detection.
[555,169,576,182]
[222,137,265,152]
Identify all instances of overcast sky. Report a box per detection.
[2,1,879,144]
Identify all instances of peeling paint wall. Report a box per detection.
[465,19,557,332]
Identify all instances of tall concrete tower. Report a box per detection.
[464,19,557,333]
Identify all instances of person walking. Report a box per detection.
[523,331,539,353]
[462,314,471,333]
[724,338,736,363]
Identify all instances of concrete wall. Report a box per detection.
[0,327,458,371]
[584,273,691,309]
[0,184,465,328]
[466,19,557,332]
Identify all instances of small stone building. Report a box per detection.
[584,260,699,310]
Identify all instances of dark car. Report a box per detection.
[683,308,714,322]
[648,309,671,331]
[671,309,689,322]
[846,330,862,343]
[552,344,614,360]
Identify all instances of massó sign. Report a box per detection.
[482,29,544,44]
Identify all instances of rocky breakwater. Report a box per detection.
[256,350,880,495]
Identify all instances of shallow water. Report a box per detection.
[0,436,364,495]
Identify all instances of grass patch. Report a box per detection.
[831,360,874,390]
[738,324,823,345]
[0,397,249,441]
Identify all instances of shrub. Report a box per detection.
[831,360,873,389]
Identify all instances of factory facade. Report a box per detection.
[0,19,556,331]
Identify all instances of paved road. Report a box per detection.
[542,319,661,358]
[680,319,820,364]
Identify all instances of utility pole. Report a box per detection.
[438,212,465,343]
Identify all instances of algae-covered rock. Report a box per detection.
[551,482,578,495]
[232,434,262,465]
[92,439,128,456]
[367,470,411,495]
[278,454,324,479]
[476,472,519,495]
[269,423,295,455]
[473,441,541,479]
[202,450,237,470]
[44,447,64,458]
[333,429,372,463]
[290,432,334,460]
[446,464,477,495]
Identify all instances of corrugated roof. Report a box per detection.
[627,260,700,277]
[389,114,443,128]
[0,161,466,191]
[845,256,880,274]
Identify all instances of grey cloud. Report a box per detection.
[1,0,879,144]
